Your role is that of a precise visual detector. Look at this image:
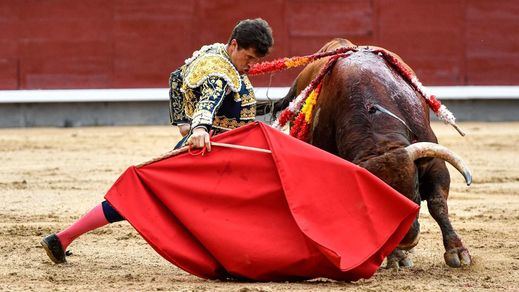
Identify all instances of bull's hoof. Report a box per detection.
[386,257,399,269]
[399,256,413,268]
[386,249,413,269]
[444,247,471,267]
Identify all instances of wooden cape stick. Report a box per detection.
[136,142,272,168]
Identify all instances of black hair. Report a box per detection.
[228,18,273,57]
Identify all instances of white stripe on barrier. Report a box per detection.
[0,86,518,103]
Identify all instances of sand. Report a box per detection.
[0,122,518,291]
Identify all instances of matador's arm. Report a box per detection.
[190,76,229,132]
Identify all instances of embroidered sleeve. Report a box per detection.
[168,67,188,125]
[190,76,228,131]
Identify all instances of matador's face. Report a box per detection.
[227,39,262,75]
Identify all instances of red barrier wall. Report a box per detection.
[1,0,518,90]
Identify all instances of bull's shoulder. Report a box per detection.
[294,58,332,93]
[368,46,416,76]
[317,38,356,53]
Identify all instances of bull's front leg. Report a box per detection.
[427,194,471,267]
[421,160,471,267]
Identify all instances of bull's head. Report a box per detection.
[358,143,472,250]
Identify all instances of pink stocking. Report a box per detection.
[56,204,108,250]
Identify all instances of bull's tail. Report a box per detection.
[273,79,298,116]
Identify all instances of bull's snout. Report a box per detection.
[398,219,420,250]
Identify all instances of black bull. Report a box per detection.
[273,39,472,268]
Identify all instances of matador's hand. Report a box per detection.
[178,123,190,137]
[187,127,211,152]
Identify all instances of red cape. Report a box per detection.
[105,122,419,281]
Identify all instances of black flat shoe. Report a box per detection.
[41,234,66,264]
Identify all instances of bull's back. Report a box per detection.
[318,51,436,143]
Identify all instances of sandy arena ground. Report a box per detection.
[0,122,518,291]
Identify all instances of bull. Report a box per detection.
[273,38,472,268]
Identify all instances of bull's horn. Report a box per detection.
[405,142,472,186]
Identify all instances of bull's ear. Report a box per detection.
[358,148,412,171]
[358,148,418,198]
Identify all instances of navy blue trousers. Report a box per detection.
[102,200,124,223]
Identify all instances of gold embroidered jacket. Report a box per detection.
[168,43,256,134]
